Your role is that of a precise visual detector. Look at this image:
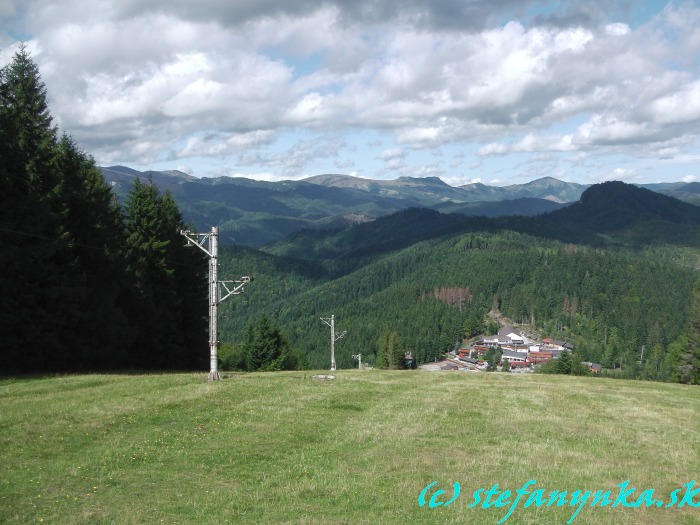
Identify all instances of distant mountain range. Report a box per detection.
[100,166,700,247]
[305,173,590,204]
[265,180,700,265]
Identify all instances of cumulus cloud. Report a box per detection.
[601,167,641,182]
[479,133,575,157]
[377,148,407,161]
[236,136,345,176]
[648,79,700,127]
[3,0,700,181]
[178,130,275,158]
[111,0,554,32]
[478,143,509,157]
[605,22,630,36]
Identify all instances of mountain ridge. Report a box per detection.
[266,181,700,261]
[100,166,700,247]
[303,172,589,204]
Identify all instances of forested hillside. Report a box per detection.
[543,181,700,245]
[218,226,699,382]
[217,181,700,383]
[0,47,207,373]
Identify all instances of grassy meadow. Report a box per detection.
[1,370,698,525]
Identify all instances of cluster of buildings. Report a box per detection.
[467,326,573,369]
[421,326,602,374]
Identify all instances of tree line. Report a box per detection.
[0,47,207,373]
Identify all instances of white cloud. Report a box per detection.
[287,92,337,125]
[605,23,630,36]
[178,130,275,158]
[477,134,575,157]
[382,157,406,172]
[409,164,442,177]
[3,0,700,182]
[515,133,575,152]
[377,148,406,160]
[574,116,656,146]
[648,79,700,126]
[661,154,700,164]
[396,127,442,147]
[235,136,346,176]
[478,143,509,157]
[601,167,641,182]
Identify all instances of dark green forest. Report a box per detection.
[2,48,699,384]
[0,47,207,373]
[217,228,700,383]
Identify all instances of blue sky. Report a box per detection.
[1,0,699,186]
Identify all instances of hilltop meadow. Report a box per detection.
[1,371,698,525]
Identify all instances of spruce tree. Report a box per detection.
[501,358,510,372]
[0,45,68,371]
[157,191,208,368]
[663,336,688,383]
[376,330,405,369]
[485,347,499,372]
[556,350,572,374]
[241,315,296,371]
[1,47,208,373]
[122,179,207,370]
[0,48,135,371]
[54,134,132,369]
[0,45,58,192]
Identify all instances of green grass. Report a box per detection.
[1,371,698,525]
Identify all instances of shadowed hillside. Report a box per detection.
[542,181,700,245]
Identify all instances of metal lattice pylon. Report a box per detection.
[320,315,346,371]
[181,227,252,380]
